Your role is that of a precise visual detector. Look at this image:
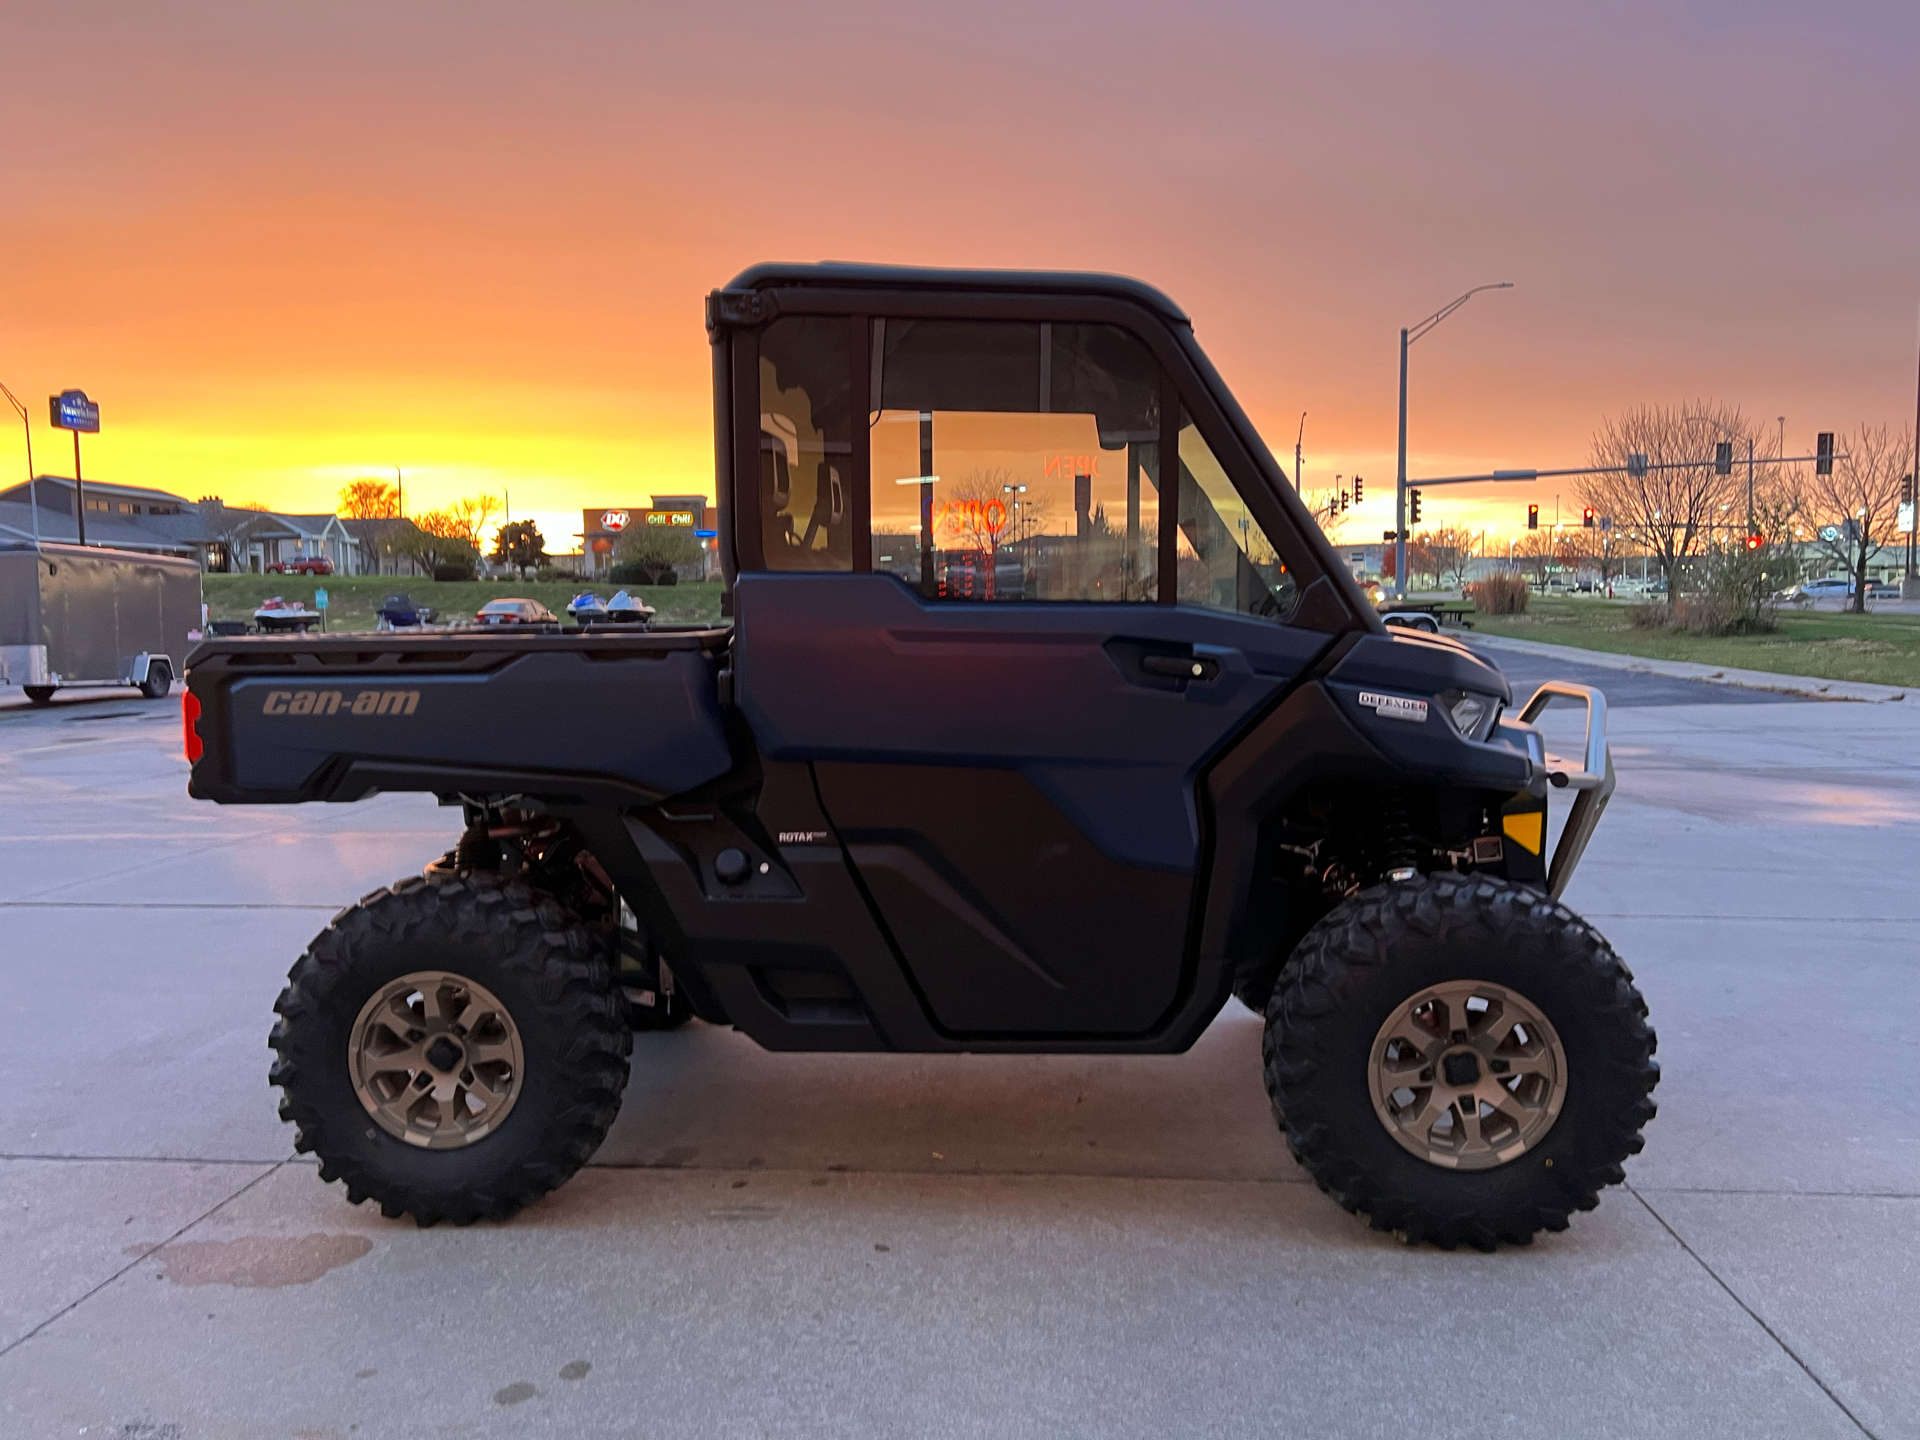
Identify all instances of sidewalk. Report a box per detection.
[1468,630,1916,706]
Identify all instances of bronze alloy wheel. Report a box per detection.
[349,971,525,1149]
[1368,979,1568,1170]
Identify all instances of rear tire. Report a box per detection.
[269,873,631,1225]
[138,660,172,700]
[22,686,54,706]
[1264,875,1657,1249]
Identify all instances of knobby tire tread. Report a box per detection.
[268,872,631,1226]
[1262,874,1658,1250]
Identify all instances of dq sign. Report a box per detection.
[600,510,630,532]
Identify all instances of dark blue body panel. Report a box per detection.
[733,573,1332,1033]
[225,649,733,799]
[736,574,1330,871]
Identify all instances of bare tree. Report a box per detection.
[339,479,400,520]
[1304,485,1352,545]
[394,509,482,574]
[1411,525,1475,589]
[1513,529,1557,586]
[1807,423,1912,613]
[444,495,502,549]
[1576,402,1767,588]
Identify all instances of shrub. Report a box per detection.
[1465,573,1529,615]
[432,562,475,582]
[613,525,702,585]
[608,561,679,585]
[1627,601,1669,629]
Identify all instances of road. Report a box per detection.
[0,676,1915,1439]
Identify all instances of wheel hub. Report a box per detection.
[348,971,525,1149]
[1367,980,1567,1171]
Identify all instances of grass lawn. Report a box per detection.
[203,574,725,632]
[1471,597,1920,687]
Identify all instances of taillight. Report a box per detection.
[182,690,203,763]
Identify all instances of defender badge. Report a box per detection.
[1357,691,1429,723]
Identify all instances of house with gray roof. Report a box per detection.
[0,478,368,573]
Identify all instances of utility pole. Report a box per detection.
[1395,282,1513,597]
[1746,438,1755,533]
[393,465,404,518]
[0,382,36,549]
[1908,308,1920,595]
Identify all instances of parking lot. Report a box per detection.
[1,667,1915,1440]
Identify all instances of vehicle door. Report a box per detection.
[727,296,1348,1037]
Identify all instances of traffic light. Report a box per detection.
[1527,504,1539,530]
[1744,533,1762,551]
[1714,442,1733,476]
[1816,432,1834,476]
[1902,474,1914,504]
[1408,488,1422,524]
[1352,475,1363,503]
[1582,506,1595,528]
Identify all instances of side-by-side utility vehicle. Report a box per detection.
[183,264,1655,1248]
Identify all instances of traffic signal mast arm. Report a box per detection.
[1407,452,1844,488]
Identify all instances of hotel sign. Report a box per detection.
[49,389,99,433]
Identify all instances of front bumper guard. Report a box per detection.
[1507,682,1616,900]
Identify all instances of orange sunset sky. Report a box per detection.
[3,0,1916,553]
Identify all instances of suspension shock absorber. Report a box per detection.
[1378,788,1420,882]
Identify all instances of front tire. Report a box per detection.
[1264,876,1657,1249]
[269,873,631,1225]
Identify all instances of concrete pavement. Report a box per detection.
[0,679,1914,1438]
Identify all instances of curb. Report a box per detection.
[1465,631,1915,705]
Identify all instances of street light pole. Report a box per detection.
[1294,413,1306,494]
[1908,307,1919,590]
[393,465,403,518]
[1395,282,1513,597]
[0,382,36,549]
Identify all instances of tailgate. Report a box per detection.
[183,628,734,805]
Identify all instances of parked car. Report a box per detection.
[1779,578,1852,605]
[473,598,558,626]
[266,557,334,576]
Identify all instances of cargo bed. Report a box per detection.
[184,626,735,806]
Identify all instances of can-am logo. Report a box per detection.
[262,689,420,717]
[601,510,630,531]
[1357,690,1429,723]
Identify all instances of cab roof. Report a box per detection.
[721,262,1191,325]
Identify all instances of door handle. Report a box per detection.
[1139,653,1220,682]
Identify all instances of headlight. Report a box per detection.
[1439,688,1500,741]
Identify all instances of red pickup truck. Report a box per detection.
[266,556,334,576]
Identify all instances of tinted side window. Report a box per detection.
[1175,415,1299,620]
[868,321,1161,602]
[759,318,853,571]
